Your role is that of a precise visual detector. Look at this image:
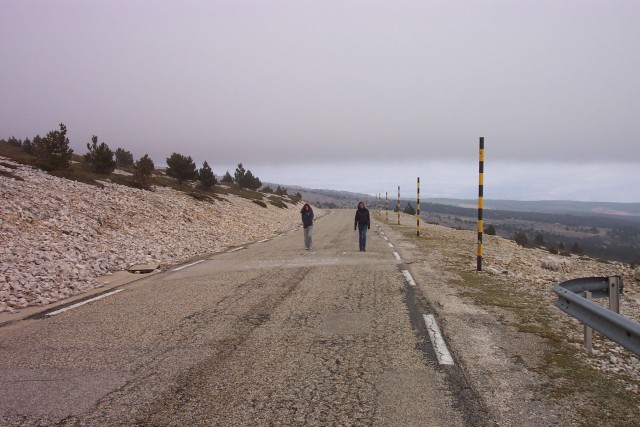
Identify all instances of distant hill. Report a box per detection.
[429,198,640,218]
[266,184,373,209]
[276,184,640,218]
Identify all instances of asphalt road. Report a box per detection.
[0,210,487,426]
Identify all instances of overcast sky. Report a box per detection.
[1,1,639,202]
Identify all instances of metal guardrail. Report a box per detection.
[553,276,640,356]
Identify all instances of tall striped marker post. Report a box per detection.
[477,137,485,272]
[417,177,420,236]
[397,186,401,225]
[385,192,388,222]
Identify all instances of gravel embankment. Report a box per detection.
[0,157,306,313]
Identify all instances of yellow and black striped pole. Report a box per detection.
[385,192,388,222]
[397,186,401,225]
[477,137,485,271]
[417,177,420,236]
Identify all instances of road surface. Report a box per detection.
[0,209,487,426]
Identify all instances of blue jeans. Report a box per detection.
[304,226,313,249]
[357,223,368,250]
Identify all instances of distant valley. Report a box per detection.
[280,185,640,264]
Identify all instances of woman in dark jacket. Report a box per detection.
[354,201,370,251]
[301,203,314,250]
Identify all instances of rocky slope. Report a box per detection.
[1,157,306,313]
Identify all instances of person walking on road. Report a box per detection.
[301,203,314,250]
[354,201,370,251]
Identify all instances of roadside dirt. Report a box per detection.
[378,211,640,427]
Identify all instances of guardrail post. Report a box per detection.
[584,291,593,354]
[554,276,639,356]
[609,276,621,313]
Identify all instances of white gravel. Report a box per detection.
[0,157,306,314]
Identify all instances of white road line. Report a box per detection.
[387,242,394,248]
[257,239,270,243]
[172,260,205,271]
[384,236,389,241]
[423,314,455,365]
[401,270,416,287]
[227,246,246,253]
[46,289,124,317]
[393,252,401,261]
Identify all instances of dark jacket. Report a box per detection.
[301,210,314,228]
[354,208,370,229]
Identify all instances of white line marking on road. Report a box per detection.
[227,247,246,253]
[388,243,394,248]
[172,260,205,271]
[393,252,401,261]
[384,236,389,241]
[401,270,416,287]
[46,289,124,317]
[257,239,270,243]
[423,314,455,365]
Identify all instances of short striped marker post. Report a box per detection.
[477,137,485,272]
[417,177,420,236]
[397,186,401,225]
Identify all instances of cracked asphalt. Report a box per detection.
[0,210,488,426]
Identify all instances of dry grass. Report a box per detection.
[386,218,640,427]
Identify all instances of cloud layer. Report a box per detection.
[1,1,639,200]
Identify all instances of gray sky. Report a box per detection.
[1,1,639,202]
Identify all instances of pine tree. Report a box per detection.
[403,202,416,215]
[222,171,233,183]
[115,148,134,166]
[22,137,33,154]
[84,135,116,174]
[166,153,197,184]
[134,154,155,188]
[198,161,217,190]
[514,232,528,246]
[34,123,73,170]
[234,163,246,185]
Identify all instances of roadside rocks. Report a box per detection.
[541,256,573,273]
[479,230,640,390]
[1,158,307,313]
